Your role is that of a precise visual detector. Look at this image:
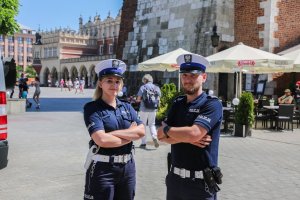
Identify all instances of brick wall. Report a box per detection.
[234,0,264,48]
[274,0,300,53]
[273,1,300,95]
[116,0,137,60]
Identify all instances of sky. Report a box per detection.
[16,0,123,32]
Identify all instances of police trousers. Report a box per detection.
[84,159,136,200]
[166,173,217,200]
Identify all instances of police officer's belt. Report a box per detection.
[92,154,132,164]
[171,166,203,179]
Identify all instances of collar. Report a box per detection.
[97,98,123,109]
[185,92,207,105]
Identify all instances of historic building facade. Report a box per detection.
[120,0,300,99]
[0,24,34,70]
[33,12,121,86]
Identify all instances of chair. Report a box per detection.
[275,104,294,131]
[254,106,270,129]
[293,110,300,128]
[222,109,235,134]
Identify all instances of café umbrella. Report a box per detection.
[206,42,293,96]
[137,48,194,90]
[281,48,300,71]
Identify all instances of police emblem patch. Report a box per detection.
[184,54,192,63]
[112,60,120,68]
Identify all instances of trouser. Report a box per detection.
[139,111,157,144]
[166,173,217,200]
[84,159,136,200]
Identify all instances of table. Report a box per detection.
[263,106,279,110]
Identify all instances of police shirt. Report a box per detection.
[166,92,223,170]
[84,98,142,155]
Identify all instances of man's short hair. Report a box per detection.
[142,74,153,83]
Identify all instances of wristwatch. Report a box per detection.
[163,125,171,138]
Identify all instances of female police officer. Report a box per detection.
[83,59,145,200]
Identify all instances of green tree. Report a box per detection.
[0,0,20,35]
[25,65,37,78]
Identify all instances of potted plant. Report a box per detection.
[156,83,181,124]
[234,92,255,137]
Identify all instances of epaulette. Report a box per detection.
[173,95,186,102]
[207,95,219,100]
[84,100,97,109]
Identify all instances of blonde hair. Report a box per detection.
[93,76,124,100]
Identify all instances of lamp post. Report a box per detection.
[210,24,220,96]
[211,24,220,53]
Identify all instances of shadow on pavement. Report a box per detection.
[26,98,92,112]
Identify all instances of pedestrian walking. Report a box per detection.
[83,59,145,200]
[79,78,85,94]
[74,78,80,94]
[19,78,32,109]
[60,78,65,92]
[157,53,223,200]
[32,77,41,109]
[136,74,161,148]
[67,78,73,91]
[18,73,25,98]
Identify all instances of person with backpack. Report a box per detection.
[136,74,161,149]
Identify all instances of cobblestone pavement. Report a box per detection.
[1,87,300,200]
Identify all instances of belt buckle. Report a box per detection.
[121,155,126,163]
[195,171,202,179]
[179,168,186,178]
[113,155,120,163]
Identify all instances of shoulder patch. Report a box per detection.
[84,100,97,110]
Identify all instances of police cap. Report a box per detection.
[95,59,126,78]
[176,53,209,74]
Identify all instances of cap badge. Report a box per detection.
[184,54,192,63]
[112,60,120,68]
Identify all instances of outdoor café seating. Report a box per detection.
[275,104,294,131]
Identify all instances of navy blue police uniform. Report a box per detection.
[83,59,143,200]
[165,53,223,200]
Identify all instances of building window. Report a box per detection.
[0,35,3,42]
[26,38,32,44]
[8,46,14,53]
[0,45,4,54]
[18,55,23,62]
[27,47,32,53]
[27,56,32,62]
[34,51,40,58]
[18,47,23,53]
[44,48,48,58]
[8,36,14,43]
[18,37,23,43]
[53,47,57,57]
[99,45,103,55]
[108,44,113,54]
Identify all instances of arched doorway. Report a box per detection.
[80,65,88,88]
[44,68,50,86]
[62,67,69,81]
[70,66,78,82]
[51,67,58,86]
[90,65,97,88]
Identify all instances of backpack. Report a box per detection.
[142,86,159,109]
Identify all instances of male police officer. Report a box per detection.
[157,53,223,200]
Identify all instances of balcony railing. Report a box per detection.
[60,54,115,64]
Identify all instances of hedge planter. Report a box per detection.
[234,124,252,137]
